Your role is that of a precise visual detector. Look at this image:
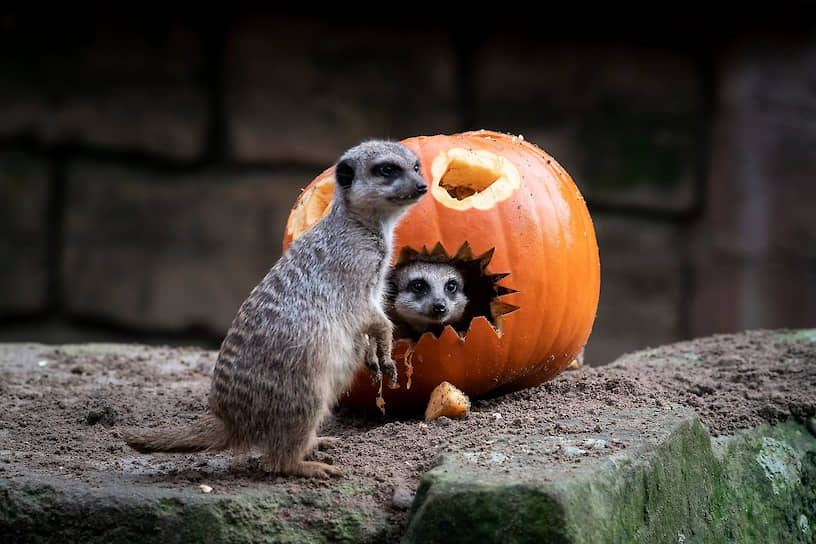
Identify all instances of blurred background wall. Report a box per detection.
[1,12,814,365]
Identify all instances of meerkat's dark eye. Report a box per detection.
[373,163,402,178]
[444,279,459,294]
[409,279,428,295]
[413,162,420,173]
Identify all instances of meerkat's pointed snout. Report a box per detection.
[404,168,428,201]
[432,301,447,316]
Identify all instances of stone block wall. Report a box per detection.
[1,14,814,364]
[692,32,816,337]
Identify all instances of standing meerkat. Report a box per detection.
[387,259,469,339]
[122,140,427,478]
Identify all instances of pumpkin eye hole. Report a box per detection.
[430,148,521,211]
[439,159,502,200]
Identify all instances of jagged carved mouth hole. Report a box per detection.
[387,242,519,342]
[439,159,502,200]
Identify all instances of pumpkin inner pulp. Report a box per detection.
[286,178,334,241]
[390,243,519,342]
[430,148,521,211]
[439,160,501,200]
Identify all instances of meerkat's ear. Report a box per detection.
[335,160,354,189]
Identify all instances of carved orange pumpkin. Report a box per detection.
[283,130,600,411]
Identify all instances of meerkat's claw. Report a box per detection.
[294,461,344,479]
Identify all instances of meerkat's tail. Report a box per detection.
[122,414,229,453]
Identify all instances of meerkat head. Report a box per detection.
[333,140,427,221]
[389,260,468,333]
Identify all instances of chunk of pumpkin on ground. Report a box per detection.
[425,381,471,421]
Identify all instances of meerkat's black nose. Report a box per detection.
[416,181,428,194]
[432,301,447,315]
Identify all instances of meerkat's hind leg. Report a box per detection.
[314,436,340,450]
[261,446,343,478]
[291,460,344,479]
[270,438,343,478]
[302,436,340,461]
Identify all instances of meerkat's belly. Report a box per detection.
[320,315,365,394]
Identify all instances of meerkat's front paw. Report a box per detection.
[364,337,383,384]
[381,357,399,388]
[365,358,382,385]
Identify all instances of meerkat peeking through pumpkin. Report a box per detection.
[381,243,518,345]
[386,257,470,341]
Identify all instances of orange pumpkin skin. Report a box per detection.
[283,130,600,411]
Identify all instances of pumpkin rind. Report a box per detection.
[283,130,600,411]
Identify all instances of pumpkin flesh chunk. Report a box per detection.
[424,381,470,421]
